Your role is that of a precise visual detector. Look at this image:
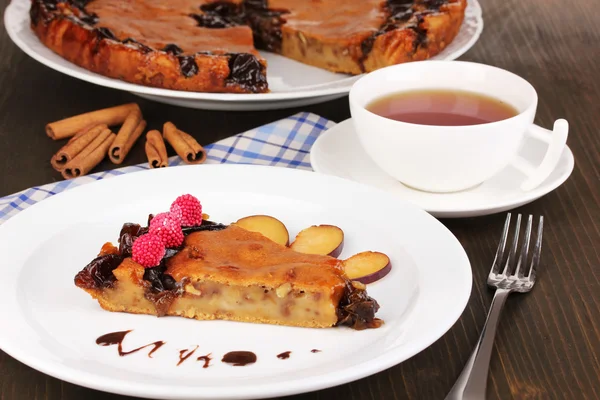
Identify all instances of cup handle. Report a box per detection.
[509,119,569,191]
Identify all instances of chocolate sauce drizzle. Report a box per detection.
[177,345,199,366]
[222,351,257,366]
[197,353,213,368]
[96,332,324,367]
[96,330,165,357]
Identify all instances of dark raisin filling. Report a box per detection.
[122,38,153,53]
[192,1,243,28]
[242,0,288,53]
[163,43,184,55]
[191,13,235,28]
[74,254,124,290]
[31,0,58,24]
[360,22,398,67]
[30,1,42,24]
[70,0,92,9]
[243,0,268,8]
[336,280,383,330]
[143,264,178,293]
[201,1,240,15]
[118,223,148,257]
[191,0,287,52]
[422,0,447,11]
[178,56,199,77]
[358,0,443,71]
[410,14,429,50]
[182,220,228,234]
[226,53,268,93]
[388,0,414,22]
[73,222,149,289]
[95,27,117,40]
[41,0,58,11]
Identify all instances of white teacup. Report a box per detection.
[349,61,569,193]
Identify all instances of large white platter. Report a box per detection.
[4,0,483,110]
[0,165,471,399]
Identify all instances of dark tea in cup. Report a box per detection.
[366,89,518,126]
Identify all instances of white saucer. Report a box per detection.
[310,119,575,218]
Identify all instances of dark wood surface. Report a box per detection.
[1,0,599,399]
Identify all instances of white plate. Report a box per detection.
[310,119,576,218]
[0,165,472,399]
[4,0,483,110]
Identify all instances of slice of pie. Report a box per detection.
[30,0,466,93]
[75,220,382,330]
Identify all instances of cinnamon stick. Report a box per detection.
[62,128,116,179]
[50,124,107,171]
[109,109,145,164]
[162,122,206,164]
[145,130,169,168]
[46,103,140,140]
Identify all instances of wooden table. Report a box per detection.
[1,0,599,399]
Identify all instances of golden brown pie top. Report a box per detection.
[272,0,384,40]
[84,0,386,53]
[86,0,258,55]
[166,225,346,291]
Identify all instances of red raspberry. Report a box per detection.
[149,212,184,248]
[170,194,203,227]
[132,233,165,268]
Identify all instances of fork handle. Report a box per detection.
[445,288,511,400]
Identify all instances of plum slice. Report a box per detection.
[343,251,391,284]
[290,225,344,257]
[233,215,289,246]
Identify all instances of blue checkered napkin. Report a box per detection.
[0,112,335,225]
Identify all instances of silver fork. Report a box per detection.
[445,213,544,400]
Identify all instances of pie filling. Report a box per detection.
[75,219,382,330]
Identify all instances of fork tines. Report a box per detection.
[489,213,544,284]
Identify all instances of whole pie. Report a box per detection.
[30,0,466,93]
[75,217,382,330]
